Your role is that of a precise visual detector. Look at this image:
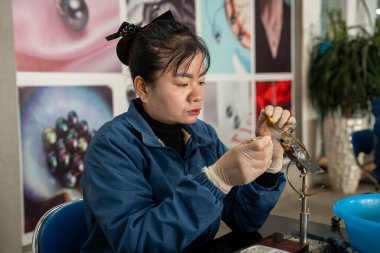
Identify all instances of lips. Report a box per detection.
[188,108,201,115]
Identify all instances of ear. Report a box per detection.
[133,76,150,102]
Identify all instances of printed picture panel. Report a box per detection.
[254,0,291,73]
[11,0,121,72]
[200,0,253,74]
[18,85,113,236]
[255,80,292,119]
[204,81,253,147]
[126,0,196,32]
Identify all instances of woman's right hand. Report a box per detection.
[205,136,273,191]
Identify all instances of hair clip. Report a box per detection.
[105,10,175,41]
[106,22,142,41]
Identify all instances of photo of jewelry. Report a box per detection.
[224,0,251,49]
[56,0,89,31]
[201,0,252,73]
[205,0,251,48]
[126,0,196,32]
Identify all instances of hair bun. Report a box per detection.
[116,38,131,66]
[109,11,176,66]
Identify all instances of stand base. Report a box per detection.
[254,233,309,253]
[236,232,345,253]
[284,234,331,253]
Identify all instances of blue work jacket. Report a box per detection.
[81,99,286,253]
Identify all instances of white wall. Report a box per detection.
[0,0,23,252]
[302,0,322,159]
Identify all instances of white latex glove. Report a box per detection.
[255,105,296,173]
[204,136,273,193]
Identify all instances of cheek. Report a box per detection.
[166,95,185,111]
[151,88,189,113]
[154,91,181,109]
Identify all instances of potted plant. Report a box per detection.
[308,10,380,193]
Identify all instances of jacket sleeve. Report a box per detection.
[221,175,286,232]
[82,131,225,253]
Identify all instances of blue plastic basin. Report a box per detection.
[333,193,380,253]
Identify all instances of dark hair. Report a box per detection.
[116,20,210,84]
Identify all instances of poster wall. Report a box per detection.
[11,0,294,245]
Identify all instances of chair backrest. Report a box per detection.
[350,129,380,191]
[32,198,89,253]
[350,129,376,157]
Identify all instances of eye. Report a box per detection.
[177,83,189,87]
[199,81,206,86]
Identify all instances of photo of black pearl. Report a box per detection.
[76,120,89,136]
[42,128,57,151]
[46,151,58,173]
[63,171,77,188]
[55,117,69,138]
[67,110,79,128]
[41,110,95,188]
[233,115,241,129]
[226,105,234,118]
[58,0,89,31]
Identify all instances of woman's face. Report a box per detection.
[143,53,206,124]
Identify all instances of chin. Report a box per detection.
[184,117,198,124]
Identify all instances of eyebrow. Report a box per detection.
[175,72,193,78]
[175,72,206,78]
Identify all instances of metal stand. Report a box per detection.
[287,162,325,245]
[239,161,330,253]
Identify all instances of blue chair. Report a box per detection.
[32,198,89,253]
[350,129,380,191]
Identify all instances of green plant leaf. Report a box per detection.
[308,10,380,120]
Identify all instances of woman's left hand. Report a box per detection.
[256,105,295,137]
[255,105,296,173]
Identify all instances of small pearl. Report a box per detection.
[59,0,89,32]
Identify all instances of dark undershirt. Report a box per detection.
[135,99,185,157]
[135,99,278,187]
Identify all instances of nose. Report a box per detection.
[188,83,203,103]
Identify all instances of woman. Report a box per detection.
[81,11,295,252]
